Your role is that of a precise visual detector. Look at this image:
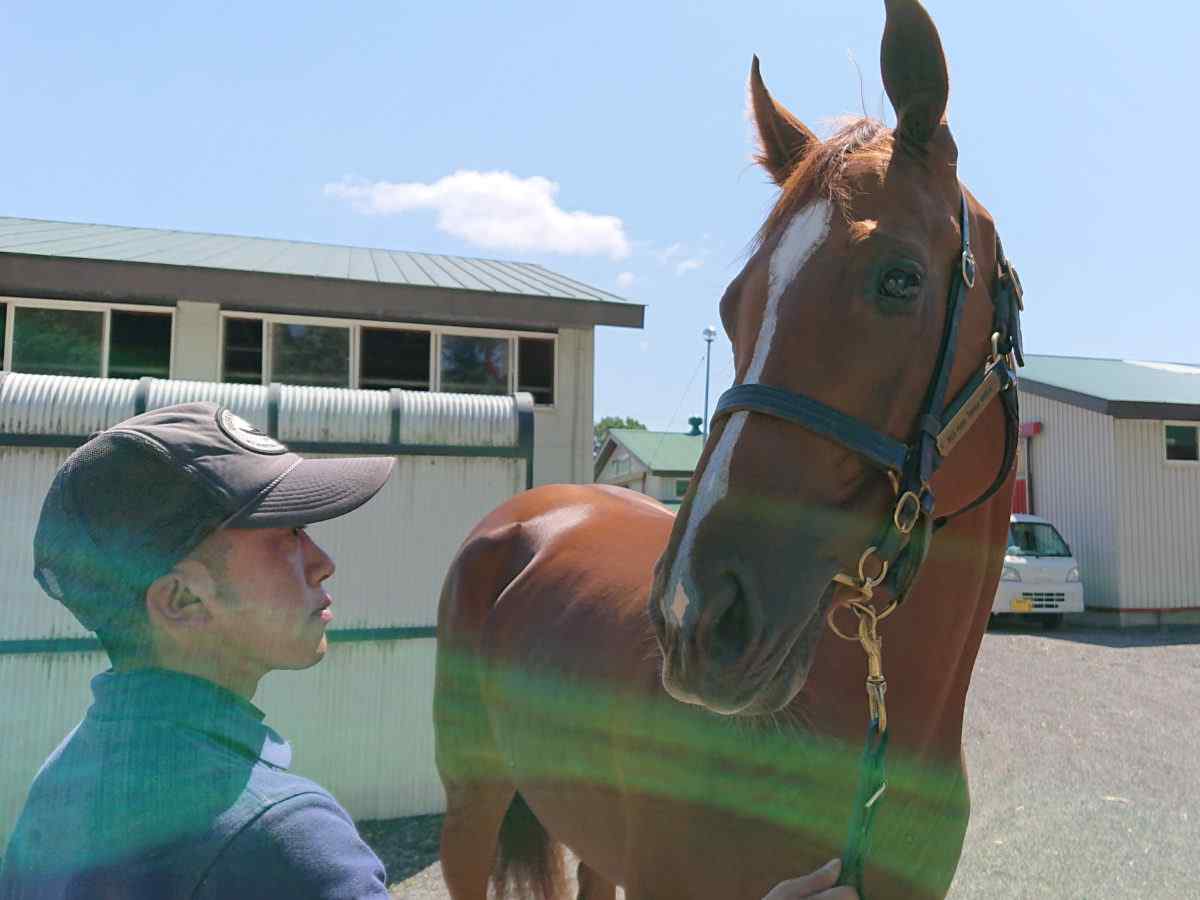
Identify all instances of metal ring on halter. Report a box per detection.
[825,598,899,642]
[826,604,860,642]
[893,491,922,535]
[857,547,888,589]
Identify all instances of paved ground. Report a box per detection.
[382,621,1200,898]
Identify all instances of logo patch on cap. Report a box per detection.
[217,409,288,455]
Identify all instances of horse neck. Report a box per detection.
[795,496,1008,765]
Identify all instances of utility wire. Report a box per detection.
[647,351,707,469]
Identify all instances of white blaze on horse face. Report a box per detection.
[667,411,748,623]
[745,199,833,383]
[666,199,833,626]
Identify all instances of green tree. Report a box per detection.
[594,416,646,455]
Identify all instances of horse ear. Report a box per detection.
[880,0,950,147]
[750,56,817,186]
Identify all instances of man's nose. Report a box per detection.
[302,532,336,583]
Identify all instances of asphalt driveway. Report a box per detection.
[385,622,1200,898]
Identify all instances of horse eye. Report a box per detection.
[879,268,922,301]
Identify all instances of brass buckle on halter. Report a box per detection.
[961,249,977,289]
[893,488,929,535]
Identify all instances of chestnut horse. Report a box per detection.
[434,2,1024,898]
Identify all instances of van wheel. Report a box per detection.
[1043,613,1064,631]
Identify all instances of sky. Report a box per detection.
[3,0,1198,431]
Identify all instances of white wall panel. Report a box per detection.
[306,455,523,628]
[1113,420,1200,610]
[0,447,89,640]
[1022,393,1121,607]
[257,639,444,821]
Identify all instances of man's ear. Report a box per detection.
[146,559,219,629]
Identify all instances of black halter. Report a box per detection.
[711,190,1025,608]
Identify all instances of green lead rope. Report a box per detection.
[837,718,890,896]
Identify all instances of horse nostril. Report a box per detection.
[711,573,753,664]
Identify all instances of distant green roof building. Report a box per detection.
[1021,354,1200,420]
[1016,354,1200,627]
[594,427,705,507]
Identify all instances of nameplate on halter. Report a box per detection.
[937,368,1002,458]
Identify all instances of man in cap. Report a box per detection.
[0,402,396,899]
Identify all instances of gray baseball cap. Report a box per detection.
[33,401,395,631]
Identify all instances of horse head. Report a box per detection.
[650,0,1018,716]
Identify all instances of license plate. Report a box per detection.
[1011,597,1033,613]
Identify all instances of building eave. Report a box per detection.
[1020,378,1200,422]
[0,252,645,331]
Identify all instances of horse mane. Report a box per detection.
[755,117,893,249]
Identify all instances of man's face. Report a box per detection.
[200,526,337,674]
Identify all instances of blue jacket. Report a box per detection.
[0,668,390,899]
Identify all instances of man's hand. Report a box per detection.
[761,859,859,900]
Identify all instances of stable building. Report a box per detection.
[594,420,705,507]
[0,214,643,846]
[0,215,643,485]
[1020,355,1200,626]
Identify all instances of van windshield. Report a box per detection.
[1008,522,1072,557]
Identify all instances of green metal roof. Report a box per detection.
[0,215,634,306]
[1022,355,1200,403]
[1020,354,1200,420]
[606,428,704,474]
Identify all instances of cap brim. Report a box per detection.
[227,455,395,528]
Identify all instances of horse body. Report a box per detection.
[436,480,1008,899]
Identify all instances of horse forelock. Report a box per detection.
[756,117,893,250]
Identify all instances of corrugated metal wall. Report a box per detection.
[0,374,531,845]
[1022,393,1122,607]
[1113,420,1200,610]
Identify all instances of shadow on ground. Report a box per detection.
[986,616,1200,648]
[357,814,443,882]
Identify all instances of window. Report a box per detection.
[271,323,350,388]
[216,313,549,396]
[517,337,555,405]
[360,328,430,391]
[440,334,509,395]
[1,300,174,380]
[675,479,690,498]
[222,318,264,385]
[108,311,172,380]
[1165,424,1199,462]
[1007,522,1072,558]
[12,306,103,377]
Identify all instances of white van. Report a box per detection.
[992,514,1084,629]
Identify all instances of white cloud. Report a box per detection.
[616,271,636,290]
[675,258,704,276]
[655,242,686,264]
[324,170,631,260]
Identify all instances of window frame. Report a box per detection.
[1164,421,1200,465]
[218,312,558,406]
[1,296,175,379]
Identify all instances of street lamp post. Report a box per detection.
[702,326,717,436]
